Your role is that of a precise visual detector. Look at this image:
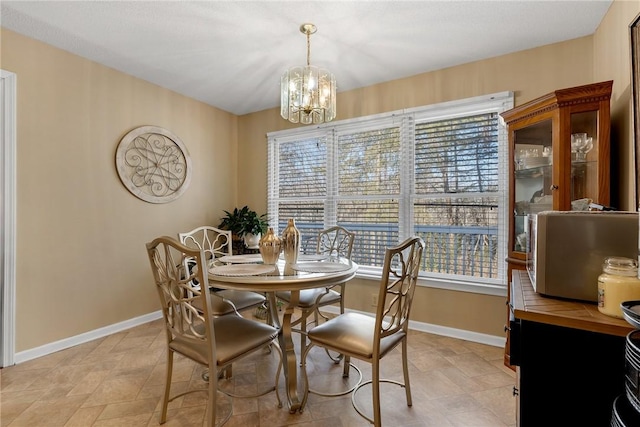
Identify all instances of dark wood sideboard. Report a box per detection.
[509,270,634,426]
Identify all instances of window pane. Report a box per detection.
[268,92,510,286]
[279,138,326,197]
[337,200,399,267]
[277,201,324,254]
[339,128,400,195]
[414,197,499,278]
[415,114,498,194]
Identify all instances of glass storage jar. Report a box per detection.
[597,257,640,318]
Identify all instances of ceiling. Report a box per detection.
[1,1,613,116]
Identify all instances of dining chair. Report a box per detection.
[145,235,282,427]
[179,226,270,380]
[301,236,425,427]
[276,225,355,360]
[178,225,267,317]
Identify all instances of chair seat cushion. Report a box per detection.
[216,289,266,311]
[169,315,278,366]
[192,289,266,316]
[307,312,405,360]
[276,288,341,309]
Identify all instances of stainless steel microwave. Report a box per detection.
[525,210,639,302]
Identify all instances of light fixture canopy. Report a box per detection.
[281,23,336,124]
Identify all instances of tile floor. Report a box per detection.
[0,312,516,426]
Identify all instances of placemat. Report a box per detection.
[298,254,329,261]
[209,264,275,277]
[291,262,350,273]
[218,254,263,264]
[279,254,328,262]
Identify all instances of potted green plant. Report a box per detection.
[218,206,246,238]
[241,209,268,235]
[218,206,268,251]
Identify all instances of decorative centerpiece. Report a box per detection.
[259,228,282,264]
[281,218,301,264]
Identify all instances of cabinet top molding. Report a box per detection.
[501,80,613,125]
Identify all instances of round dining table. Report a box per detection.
[207,255,358,413]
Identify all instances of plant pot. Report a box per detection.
[244,232,261,249]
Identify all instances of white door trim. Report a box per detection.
[1,69,17,367]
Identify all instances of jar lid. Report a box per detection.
[603,256,638,276]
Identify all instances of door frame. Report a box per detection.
[1,69,17,368]
[632,13,640,206]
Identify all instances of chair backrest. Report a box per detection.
[145,236,216,365]
[375,236,425,342]
[178,226,233,267]
[316,226,355,259]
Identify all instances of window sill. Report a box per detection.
[355,270,507,297]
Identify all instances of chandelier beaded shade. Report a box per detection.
[281,23,336,125]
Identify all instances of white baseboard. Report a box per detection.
[322,306,506,348]
[13,306,505,365]
[14,311,163,365]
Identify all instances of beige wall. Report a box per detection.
[595,0,639,210]
[2,0,638,353]
[1,28,239,352]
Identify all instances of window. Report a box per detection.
[267,92,513,292]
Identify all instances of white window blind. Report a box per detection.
[413,114,501,280]
[267,92,513,288]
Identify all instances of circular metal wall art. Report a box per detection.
[115,126,192,204]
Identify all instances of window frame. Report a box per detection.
[267,91,514,296]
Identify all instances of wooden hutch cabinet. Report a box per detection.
[500,80,613,367]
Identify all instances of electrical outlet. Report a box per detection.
[371,294,378,307]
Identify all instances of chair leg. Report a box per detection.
[264,297,272,325]
[204,365,217,427]
[223,365,232,379]
[202,366,231,382]
[402,338,412,406]
[342,355,351,377]
[372,359,382,427]
[161,350,174,424]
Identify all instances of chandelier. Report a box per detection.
[281,23,336,124]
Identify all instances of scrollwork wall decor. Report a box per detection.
[115,126,192,203]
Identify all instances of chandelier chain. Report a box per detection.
[306,29,311,67]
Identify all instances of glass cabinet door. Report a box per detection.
[512,119,552,253]
[570,110,598,208]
